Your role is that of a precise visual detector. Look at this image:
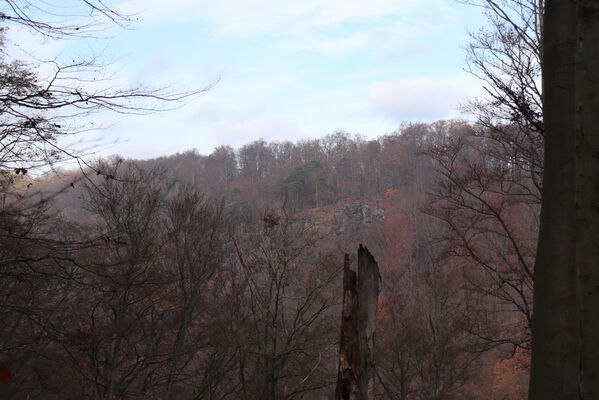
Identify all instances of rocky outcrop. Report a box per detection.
[332,203,385,236]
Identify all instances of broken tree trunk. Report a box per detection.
[357,245,380,399]
[336,254,360,400]
[336,245,380,400]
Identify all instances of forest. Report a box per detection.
[3,121,535,399]
[1,0,598,399]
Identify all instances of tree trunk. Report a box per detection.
[336,246,380,400]
[336,254,360,400]
[528,0,579,399]
[575,1,599,396]
[357,245,379,400]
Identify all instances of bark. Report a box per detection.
[528,0,579,399]
[575,1,599,396]
[336,254,360,400]
[357,245,379,400]
[335,247,380,400]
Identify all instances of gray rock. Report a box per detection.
[332,203,385,236]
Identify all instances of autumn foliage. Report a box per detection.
[0,121,537,399]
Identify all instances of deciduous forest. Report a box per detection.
[1,0,598,399]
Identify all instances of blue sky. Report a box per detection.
[6,0,487,160]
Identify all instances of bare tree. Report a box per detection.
[74,161,170,399]
[0,0,134,38]
[0,4,213,393]
[61,160,236,399]
[0,0,212,174]
[423,0,546,357]
[160,186,233,400]
[462,0,544,136]
[425,129,536,350]
[374,209,482,400]
[231,207,340,400]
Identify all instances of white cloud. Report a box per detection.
[116,0,449,37]
[187,103,228,123]
[3,26,68,69]
[277,20,422,56]
[211,117,302,147]
[368,76,482,121]
[1,0,483,162]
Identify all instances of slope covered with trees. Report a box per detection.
[6,0,599,398]
[1,118,540,399]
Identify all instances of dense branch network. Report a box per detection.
[0,1,214,173]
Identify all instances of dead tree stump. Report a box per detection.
[335,245,380,400]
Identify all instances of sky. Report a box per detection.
[5,0,488,160]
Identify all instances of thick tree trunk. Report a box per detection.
[575,1,599,397]
[528,1,579,399]
[336,247,380,400]
[336,254,360,400]
[357,245,379,400]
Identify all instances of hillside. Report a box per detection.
[1,119,535,399]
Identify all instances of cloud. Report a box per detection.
[3,26,68,67]
[187,103,228,123]
[116,0,449,37]
[211,117,302,147]
[19,0,480,162]
[367,76,481,121]
[277,20,422,56]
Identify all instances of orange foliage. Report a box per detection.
[380,213,414,276]
[381,151,402,168]
[491,348,529,399]
[376,296,394,322]
[384,188,400,202]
